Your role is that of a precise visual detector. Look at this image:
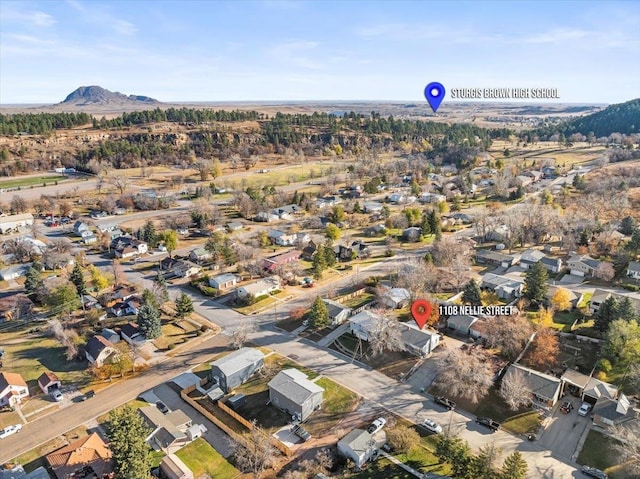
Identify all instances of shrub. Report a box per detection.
[621,283,639,292]
[168,343,176,350]
[200,325,208,332]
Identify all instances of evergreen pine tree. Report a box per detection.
[107,405,152,479]
[616,297,637,322]
[137,304,162,339]
[524,261,549,307]
[500,451,528,479]
[155,270,169,302]
[24,265,43,296]
[323,241,336,267]
[420,213,432,236]
[175,292,194,319]
[427,209,440,236]
[462,279,482,306]
[70,262,87,296]
[309,296,329,329]
[578,229,590,247]
[595,296,619,332]
[312,246,327,280]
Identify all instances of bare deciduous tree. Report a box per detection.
[434,348,494,404]
[594,262,615,281]
[611,421,640,476]
[107,172,130,194]
[367,311,406,357]
[500,368,531,410]
[50,319,79,361]
[231,423,278,479]
[482,314,534,360]
[229,322,256,350]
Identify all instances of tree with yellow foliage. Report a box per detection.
[551,287,572,312]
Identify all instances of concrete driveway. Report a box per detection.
[148,382,233,457]
[537,403,591,462]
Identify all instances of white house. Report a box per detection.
[267,230,297,246]
[627,261,640,280]
[268,369,324,422]
[337,428,386,468]
[237,276,280,299]
[379,288,411,309]
[321,298,352,326]
[85,336,119,367]
[567,254,600,277]
[0,372,30,407]
[0,213,34,234]
[209,273,239,290]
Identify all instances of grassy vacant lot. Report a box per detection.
[331,332,418,380]
[304,377,360,437]
[153,319,199,350]
[175,438,239,479]
[2,331,92,391]
[0,175,67,189]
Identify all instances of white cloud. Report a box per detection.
[1,6,56,27]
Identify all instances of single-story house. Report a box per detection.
[268,369,324,421]
[337,428,386,468]
[85,335,119,367]
[111,236,148,259]
[263,250,301,272]
[561,369,620,406]
[546,285,583,310]
[255,211,279,223]
[301,241,317,260]
[0,464,49,479]
[0,213,34,234]
[82,233,97,244]
[37,372,61,394]
[210,347,265,393]
[160,453,194,479]
[188,247,213,264]
[271,204,302,220]
[267,230,297,246]
[419,193,446,204]
[350,241,371,259]
[139,405,192,452]
[120,322,143,344]
[447,315,478,335]
[519,249,546,269]
[627,261,640,280]
[363,202,383,213]
[402,227,422,242]
[108,299,140,317]
[540,256,563,274]
[43,252,74,271]
[160,258,202,278]
[0,293,34,322]
[0,372,30,407]
[504,363,561,410]
[589,289,612,314]
[110,285,138,301]
[592,395,636,429]
[480,273,524,299]
[567,254,601,277]
[321,298,352,327]
[379,288,410,309]
[46,433,113,479]
[469,319,489,340]
[349,310,440,356]
[209,273,239,290]
[237,276,280,299]
[100,328,120,344]
[226,221,244,232]
[475,250,518,268]
[316,196,341,208]
[0,264,29,281]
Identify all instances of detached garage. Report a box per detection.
[0,213,34,234]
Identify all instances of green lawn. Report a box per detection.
[502,411,542,434]
[341,292,375,309]
[304,377,360,437]
[0,175,67,189]
[175,438,239,479]
[577,430,628,477]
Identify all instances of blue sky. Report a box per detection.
[1,0,639,104]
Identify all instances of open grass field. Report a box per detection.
[0,175,67,189]
[175,438,240,479]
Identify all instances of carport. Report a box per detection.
[560,369,590,400]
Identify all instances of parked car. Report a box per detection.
[560,400,574,414]
[156,401,170,414]
[475,416,501,432]
[50,389,63,402]
[0,424,22,439]
[581,465,608,479]
[578,402,592,417]
[78,390,95,402]
[367,417,387,435]
[421,418,443,434]
[433,396,456,410]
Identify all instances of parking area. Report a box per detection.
[147,383,233,457]
[537,402,591,461]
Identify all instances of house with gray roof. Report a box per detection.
[447,315,478,335]
[321,298,352,327]
[505,363,562,409]
[210,347,265,393]
[567,254,601,277]
[540,256,563,273]
[627,261,640,280]
[475,249,518,268]
[139,405,192,452]
[519,249,546,269]
[592,394,637,430]
[337,428,386,468]
[480,273,524,299]
[208,273,239,291]
[268,369,324,421]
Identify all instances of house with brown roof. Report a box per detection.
[46,432,113,479]
[262,250,301,272]
[0,372,29,407]
[38,372,61,394]
[85,336,119,367]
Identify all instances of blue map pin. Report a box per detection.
[424,82,445,113]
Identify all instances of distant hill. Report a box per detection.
[60,86,160,106]
[534,98,640,138]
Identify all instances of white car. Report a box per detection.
[51,389,63,402]
[367,417,387,434]
[421,418,443,434]
[0,424,23,439]
[578,402,592,417]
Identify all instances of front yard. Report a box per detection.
[577,430,634,479]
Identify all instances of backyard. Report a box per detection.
[175,438,240,479]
